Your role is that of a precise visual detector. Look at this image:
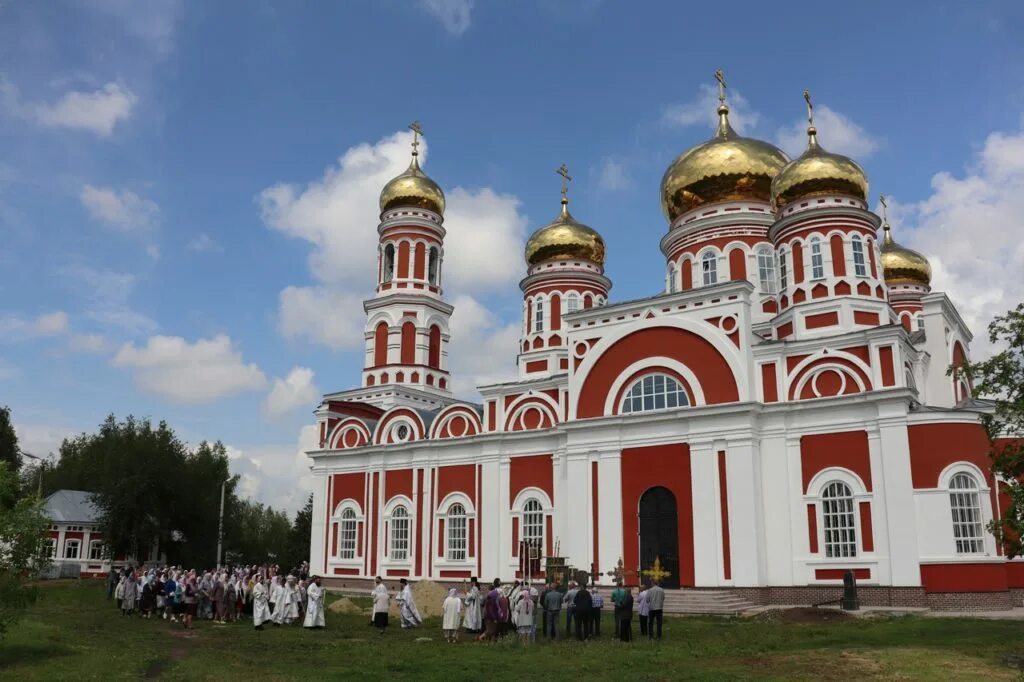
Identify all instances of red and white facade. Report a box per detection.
[307,130,1023,610]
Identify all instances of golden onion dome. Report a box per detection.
[525,198,605,266]
[660,103,790,221]
[771,126,869,207]
[379,153,445,215]
[880,223,931,286]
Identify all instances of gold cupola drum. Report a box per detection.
[524,164,606,266]
[771,90,869,208]
[379,120,446,216]
[660,70,790,222]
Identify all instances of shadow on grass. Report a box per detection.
[0,641,73,667]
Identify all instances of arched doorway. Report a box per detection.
[639,486,680,589]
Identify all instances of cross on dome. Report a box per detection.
[804,89,814,128]
[556,163,572,205]
[409,120,423,157]
[714,68,727,106]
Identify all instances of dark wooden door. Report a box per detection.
[639,486,680,589]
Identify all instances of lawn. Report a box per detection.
[1,582,1022,680]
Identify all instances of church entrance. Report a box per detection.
[638,486,680,589]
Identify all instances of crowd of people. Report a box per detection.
[369,575,667,644]
[107,562,325,631]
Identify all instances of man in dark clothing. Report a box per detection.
[573,584,593,640]
[618,588,634,642]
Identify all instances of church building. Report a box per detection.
[307,81,1023,610]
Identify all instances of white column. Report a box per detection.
[785,435,806,585]
[597,451,623,584]
[758,429,794,585]
[479,457,504,580]
[875,412,921,586]
[417,467,429,579]
[310,474,327,576]
[552,452,568,559]
[563,453,591,570]
[690,442,719,586]
[724,439,762,586]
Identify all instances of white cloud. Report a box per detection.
[595,157,630,190]
[446,294,520,397]
[67,333,110,354]
[13,422,78,460]
[58,263,157,335]
[442,187,528,291]
[33,82,137,137]
[278,286,366,350]
[0,311,69,340]
[775,104,880,159]
[112,334,267,403]
[662,83,761,135]
[85,0,183,59]
[894,127,1024,357]
[263,367,319,417]
[418,0,474,35]
[223,424,319,512]
[80,185,159,233]
[186,233,222,253]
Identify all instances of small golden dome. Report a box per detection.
[379,154,446,215]
[525,199,605,266]
[881,223,931,286]
[660,104,790,222]
[771,126,869,207]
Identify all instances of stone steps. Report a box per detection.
[657,589,756,615]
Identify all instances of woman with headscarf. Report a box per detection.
[441,588,462,643]
[516,589,535,644]
[225,577,238,622]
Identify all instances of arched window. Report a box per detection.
[810,237,825,279]
[916,315,925,332]
[64,539,80,560]
[390,506,410,560]
[566,293,580,314]
[534,299,545,333]
[701,251,718,286]
[949,473,984,554]
[446,504,467,561]
[667,262,678,293]
[757,246,776,294]
[428,324,441,369]
[383,243,395,282]
[428,247,440,285]
[373,322,389,367]
[88,540,104,561]
[822,482,857,558]
[522,499,544,549]
[779,250,788,291]
[620,373,690,414]
[851,235,867,277]
[339,509,357,559]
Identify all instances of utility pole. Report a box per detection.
[216,480,226,569]
[21,451,44,496]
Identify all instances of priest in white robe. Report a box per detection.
[442,588,462,642]
[303,576,326,629]
[371,576,389,633]
[396,578,422,629]
[270,576,288,625]
[252,575,271,630]
[463,578,482,632]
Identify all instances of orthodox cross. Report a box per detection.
[803,89,814,127]
[641,556,672,585]
[556,163,572,202]
[879,193,889,223]
[605,556,636,585]
[409,120,423,156]
[714,69,727,105]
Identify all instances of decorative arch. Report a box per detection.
[373,407,427,445]
[504,393,560,432]
[400,321,417,365]
[573,320,744,419]
[328,418,372,450]
[428,324,442,369]
[437,491,476,517]
[430,404,482,440]
[373,321,389,367]
[786,350,874,401]
[937,461,990,491]
[511,485,553,513]
[806,466,869,498]
[602,357,705,416]
[727,245,747,281]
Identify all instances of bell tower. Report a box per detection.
[361,122,454,405]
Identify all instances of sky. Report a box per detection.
[1,0,1023,513]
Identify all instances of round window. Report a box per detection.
[396,424,410,441]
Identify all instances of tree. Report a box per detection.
[960,302,1024,558]
[286,493,313,571]
[0,406,20,472]
[0,462,49,638]
[223,499,291,566]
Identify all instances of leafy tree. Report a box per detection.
[960,302,1024,558]
[0,406,21,472]
[224,499,291,566]
[286,493,313,571]
[0,463,49,638]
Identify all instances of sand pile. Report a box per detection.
[387,579,450,619]
[328,597,366,615]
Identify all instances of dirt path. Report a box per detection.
[143,629,194,678]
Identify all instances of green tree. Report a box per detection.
[0,462,49,638]
[286,493,313,571]
[960,302,1024,558]
[224,499,291,566]
[0,406,21,472]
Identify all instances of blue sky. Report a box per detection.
[2,0,1023,512]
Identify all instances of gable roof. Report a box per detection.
[42,490,102,524]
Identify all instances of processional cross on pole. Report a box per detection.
[642,556,672,585]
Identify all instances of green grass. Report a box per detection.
[1,582,1023,680]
